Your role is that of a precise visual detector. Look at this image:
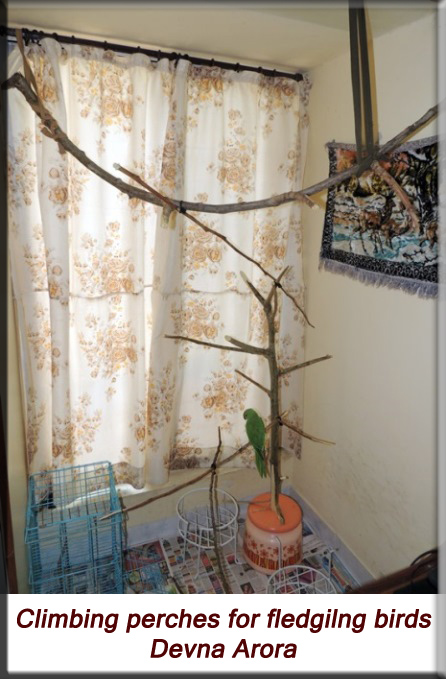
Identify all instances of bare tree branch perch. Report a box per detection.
[5,57,437,522]
[6,71,437,334]
[2,72,438,212]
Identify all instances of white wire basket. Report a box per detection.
[267,565,337,594]
[176,488,239,550]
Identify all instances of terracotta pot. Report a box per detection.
[242,492,303,575]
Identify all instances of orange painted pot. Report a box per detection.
[242,493,303,575]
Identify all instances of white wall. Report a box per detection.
[296,12,437,577]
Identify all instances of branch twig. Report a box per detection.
[117,162,280,280]
[371,160,420,233]
[281,418,335,445]
[240,271,268,309]
[165,333,267,355]
[266,266,289,306]
[235,369,270,395]
[224,335,268,355]
[279,354,333,377]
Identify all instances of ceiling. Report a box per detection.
[7,2,435,71]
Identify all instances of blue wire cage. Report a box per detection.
[25,461,124,594]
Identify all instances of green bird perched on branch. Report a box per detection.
[243,408,267,478]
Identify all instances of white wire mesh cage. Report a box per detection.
[267,565,337,594]
[176,488,239,550]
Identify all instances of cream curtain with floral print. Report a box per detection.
[8,38,310,488]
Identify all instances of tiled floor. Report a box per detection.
[124,519,359,594]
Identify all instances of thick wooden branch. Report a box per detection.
[209,427,232,594]
[235,369,270,395]
[3,72,439,212]
[371,160,420,233]
[279,353,333,377]
[281,418,334,446]
[262,271,284,522]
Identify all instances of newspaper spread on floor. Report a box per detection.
[124,519,358,594]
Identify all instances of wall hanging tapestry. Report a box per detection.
[320,136,438,297]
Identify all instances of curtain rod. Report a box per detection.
[0,26,304,82]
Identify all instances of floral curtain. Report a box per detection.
[8,38,310,488]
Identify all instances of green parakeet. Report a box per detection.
[243,408,267,478]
